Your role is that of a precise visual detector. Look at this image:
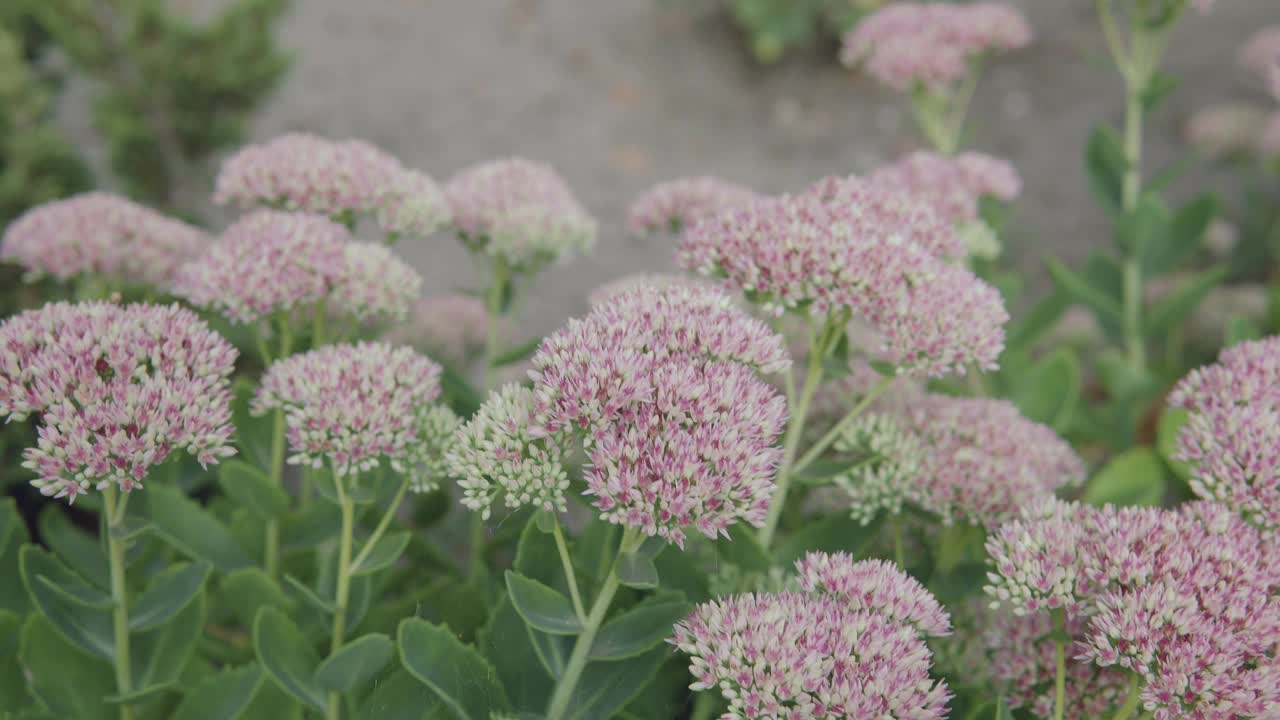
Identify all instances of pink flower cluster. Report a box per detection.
[0,302,237,501]
[1,193,206,286]
[795,553,952,636]
[679,193,1008,376]
[672,552,951,719]
[1168,336,1280,531]
[587,272,714,308]
[331,242,423,323]
[444,157,597,270]
[987,500,1280,720]
[867,151,1022,226]
[801,174,967,259]
[841,2,1031,91]
[388,293,505,368]
[626,176,761,235]
[375,169,452,239]
[173,211,348,324]
[454,284,789,546]
[252,342,443,481]
[215,133,437,228]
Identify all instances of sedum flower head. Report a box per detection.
[587,272,715,308]
[796,552,952,637]
[801,174,967,260]
[173,210,348,324]
[627,176,761,235]
[376,168,451,238]
[0,301,237,501]
[444,157,597,270]
[252,342,443,482]
[672,590,952,720]
[830,412,924,525]
[1168,336,1280,530]
[1,192,206,287]
[331,242,423,323]
[680,193,1008,376]
[841,2,1031,91]
[447,383,569,519]
[406,404,460,494]
[214,133,403,220]
[867,151,1022,228]
[985,498,1094,616]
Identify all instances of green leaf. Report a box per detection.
[1226,315,1262,345]
[481,596,553,712]
[534,509,557,533]
[252,607,326,710]
[1011,348,1081,431]
[1083,447,1169,507]
[283,574,335,615]
[171,664,264,720]
[1155,407,1193,483]
[440,364,482,418]
[1046,257,1122,326]
[563,645,670,720]
[1086,126,1126,215]
[141,485,252,571]
[397,618,509,720]
[616,552,659,590]
[18,614,116,720]
[129,561,211,632]
[219,460,289,520]
[821,327,851,380]
[793,457,869,486]
[712,525,770,572]
[280,503,342,553]
[220,567,295,629]
[505,570,584,635]
[994,696,1016,720]
[117,590,207,702]
[1143,194,1215,275]
[492,336,543,368]
[37,507,109,590]
[315,633,393,693]
[527,625,571,679]
[590,601,690,661]
[0,499,32,615]
[1116,193,1169,257]
[1006,290,1069,352]
[0,610,30,709]
[358,668,443,720]
[1146,266,1228,337]
[1140,70,1178,112]
[351,531,410,576]
[19,545,114,658]
[773,514,883,566]
[232,377,275,468]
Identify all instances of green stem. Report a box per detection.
[544,529,638,720]
[758,326,827,549]
[350,475,410,573]
[791,375,894,475]
[690,692,720,720]
[941,62,982,155]
[1111,673,1143,720]
[104,485,135,720]
[1052,608,1067,720]
[552,521,588,623]
[327,480,355,720]
[264,408,286,578]
[1120,76,1147,373]
[313,299,328,348]
[892,516,906,567]
[468,258,511,581]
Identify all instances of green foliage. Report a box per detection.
[725,0,881,63]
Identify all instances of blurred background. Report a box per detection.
[5,0,1276,334]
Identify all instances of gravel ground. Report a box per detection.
[82,1,1280,333]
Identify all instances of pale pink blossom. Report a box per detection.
[795,552,952,637]
[330,242,422,323]
[376,169,451,238]
[627,176,761,235]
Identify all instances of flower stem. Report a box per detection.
[690,692,719,720]
[552,520,588,623]
[327,479,355,720]
[1120,50,1147,373]
[264,408,286,578]
[544,528,639,720]
[1052,607,1067,720]
[469,257,511,581]
[350,475,410,572]
[758,327,827,549]
[313,299,328,348]
[1111,673,1144,720]
[791,375,894,475]
[892,516,906,567]
[104,485,135,720]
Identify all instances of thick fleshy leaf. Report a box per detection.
[397,618,509,720]
[528,626,570,679]
[19,545,114,658]
[1084,448,1169,507]
[480,596,552,712]
[0,499,32,615]
[253,607,326,710]
[171,664,264,720]
[141,486,253,571]
[113,590,207,702]
[563,645,670,720]
[351,531,410,576]
[0,610,29,709]
[18,614,116,720]
[281,502,343,553]
[616,553,658,590]
[219,460,289,520]
[590,601,690,661]
[219,567,295,629]
[1011,348,1081,431]
[315,633,394,693]
[774,514,882,566]
[129,561,211,632]
[37,507,109,590]
[505,570,583,635]
[358,668,443,720]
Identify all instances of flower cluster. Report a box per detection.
[679,193,1008,376]
[0,302,237,500]
[626,176,760,235]
[673,552,952,719]
[841,2,1031,91]
[587,272,714,308]
[331,242,423,323]
[1,192,206,286]
[388,293,505,368]
[453,284,789,546]
[173,211,348,324]
[801,174,967,260]
[1167,336,1280,531]
[867,151,1022,226]
[986,500,1280,719]
[444,157,597,270]
[376,169,452,239]
[252,342,444,484]
[830,412,923,525]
